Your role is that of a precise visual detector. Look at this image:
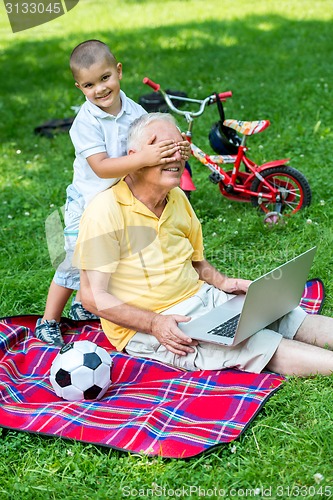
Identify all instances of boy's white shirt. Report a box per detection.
[69,90,147,207]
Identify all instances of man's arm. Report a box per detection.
[80,269,197,356]
[192,259,251,294]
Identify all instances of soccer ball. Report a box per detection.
[50,340,112,401]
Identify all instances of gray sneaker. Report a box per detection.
[69,300,99,321]
[35,318,65,347]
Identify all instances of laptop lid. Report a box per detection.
[178,247,317,346]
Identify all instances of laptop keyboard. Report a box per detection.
[207,314,241,338]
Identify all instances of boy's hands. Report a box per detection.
[143,135,180,166]
[179,133,191,161]
[143,139,180,166]
[143,134,191,166]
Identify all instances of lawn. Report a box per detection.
[0,0,333,498]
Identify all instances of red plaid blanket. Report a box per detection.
[299,278,325,314]
[0,280,324,458]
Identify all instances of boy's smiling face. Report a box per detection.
[74,58,123,115]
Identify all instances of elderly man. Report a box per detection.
[74,113,333,376]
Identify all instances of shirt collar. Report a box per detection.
[113,179,175,215]
[84,90,130,119]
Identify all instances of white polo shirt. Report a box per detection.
[69,90,146,206]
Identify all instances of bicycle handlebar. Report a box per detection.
[142,77,160,92]
[143,77,232,119]
[216,91,233,101]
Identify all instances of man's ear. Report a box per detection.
[75,82,80,89]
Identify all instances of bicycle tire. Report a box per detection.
[250,166,312,215]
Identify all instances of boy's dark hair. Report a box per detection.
[70,40,117,79]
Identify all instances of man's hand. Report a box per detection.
[151,314,198,356]
[222,277,251,294]
[192,260,251,294]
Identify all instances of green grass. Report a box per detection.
[1,0,333,498]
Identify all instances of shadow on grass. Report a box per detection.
[1,13,332,188]
[1,13,333,131]
[2,13,332,200]
[1,13,333,312]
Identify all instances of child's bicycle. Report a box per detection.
[143,77,312,224]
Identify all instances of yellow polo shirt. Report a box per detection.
[74,180,204,350]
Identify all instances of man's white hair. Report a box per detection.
[127,112,178,152]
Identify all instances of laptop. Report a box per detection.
[178,247,316,346]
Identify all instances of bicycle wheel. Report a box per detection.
[250,166,311,215]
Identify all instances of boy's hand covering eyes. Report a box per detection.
[178,137,191,161]
[142,138,183,166]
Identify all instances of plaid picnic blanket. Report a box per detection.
[0,279,324,458]
[299,278,325,314]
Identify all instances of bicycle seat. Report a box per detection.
[223,119,270,136]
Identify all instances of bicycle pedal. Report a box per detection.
[208,172,222,184]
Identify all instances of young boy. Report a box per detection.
[35,39,190,347]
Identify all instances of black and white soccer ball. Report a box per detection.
[50,340,112,401]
